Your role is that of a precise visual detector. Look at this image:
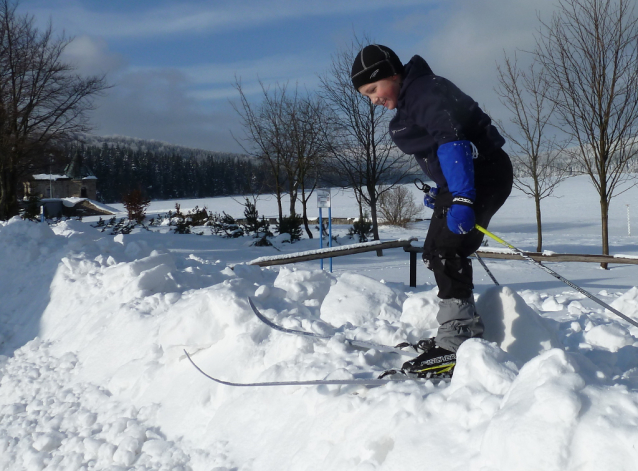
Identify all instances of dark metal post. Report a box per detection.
[319,208,323,270]
[328,206,333,272]
[410,251,417,287]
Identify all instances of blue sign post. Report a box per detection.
[317,189,332,272]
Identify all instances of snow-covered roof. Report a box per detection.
[32,174,96,181]
[32,174,68,181]
[62,197,86,207]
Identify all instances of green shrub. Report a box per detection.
[22,195,41,221]
[277,213,303,243]
[348,214,373,242]
[241,198,272,239]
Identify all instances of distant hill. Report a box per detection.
[81,134,249,162]
[60,135,269,203]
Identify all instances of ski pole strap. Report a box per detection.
[414,178,431,193]
[475,224,638,329]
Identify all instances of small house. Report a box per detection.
[23,152,97,200]
[22,153,114,218]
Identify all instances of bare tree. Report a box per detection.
[232,80,329,237]
[0,0,108,220]
[283,93,329,238]
[495,53,571,251]
[232,78,286,221]
[535,0,638,267]
[378,184,422,227]
[318,37,416,250]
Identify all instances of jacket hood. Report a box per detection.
[401,55,434,88]
[403,56,434,80]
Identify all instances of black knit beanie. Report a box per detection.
[351,44,404,90]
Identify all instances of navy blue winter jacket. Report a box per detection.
[389,56,505,194]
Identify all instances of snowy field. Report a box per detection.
[2,174,638,470]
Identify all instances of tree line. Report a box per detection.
[58,138,406,206]
[65,142,271,203]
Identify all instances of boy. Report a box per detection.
[352,44,513,377]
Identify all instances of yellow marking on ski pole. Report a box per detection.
[475,224,514,249]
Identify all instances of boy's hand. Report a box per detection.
[447,204,474,234]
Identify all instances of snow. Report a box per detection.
[2,174,638,470]
[615,254,638,260]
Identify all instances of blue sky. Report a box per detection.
[21,0,557,153]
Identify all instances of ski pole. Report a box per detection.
[475,224,638,329]
[474,251,499,285]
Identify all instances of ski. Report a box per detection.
[184,350,449,387]
[248,297,416,357]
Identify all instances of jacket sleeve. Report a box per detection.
[407,77,476,202]
[437,141,476,203]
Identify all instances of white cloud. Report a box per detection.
[395,0,558,137]
[184,51,323,85]
[180,50,327,101]
[113,48,328,105]
[89,67,243,152]
[62,35,126,76]
[29,0,435,39]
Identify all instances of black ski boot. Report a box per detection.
[379,338,456,379]
[401,345,455,378]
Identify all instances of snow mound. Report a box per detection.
[0,216,56,264]
[584,324,634,352]
[51,218,91,237]
[320,273,406,327]
[0,339,192,470]
[4,208,638,470]
[274,266,334,304]
[452,338,519,395]
[399,288,439,334]
[477,286,561,364]
[608,286,638,332]
[481,348,585,470]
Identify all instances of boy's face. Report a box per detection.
[358,75,401,110]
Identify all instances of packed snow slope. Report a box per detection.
[2,175,638,471]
